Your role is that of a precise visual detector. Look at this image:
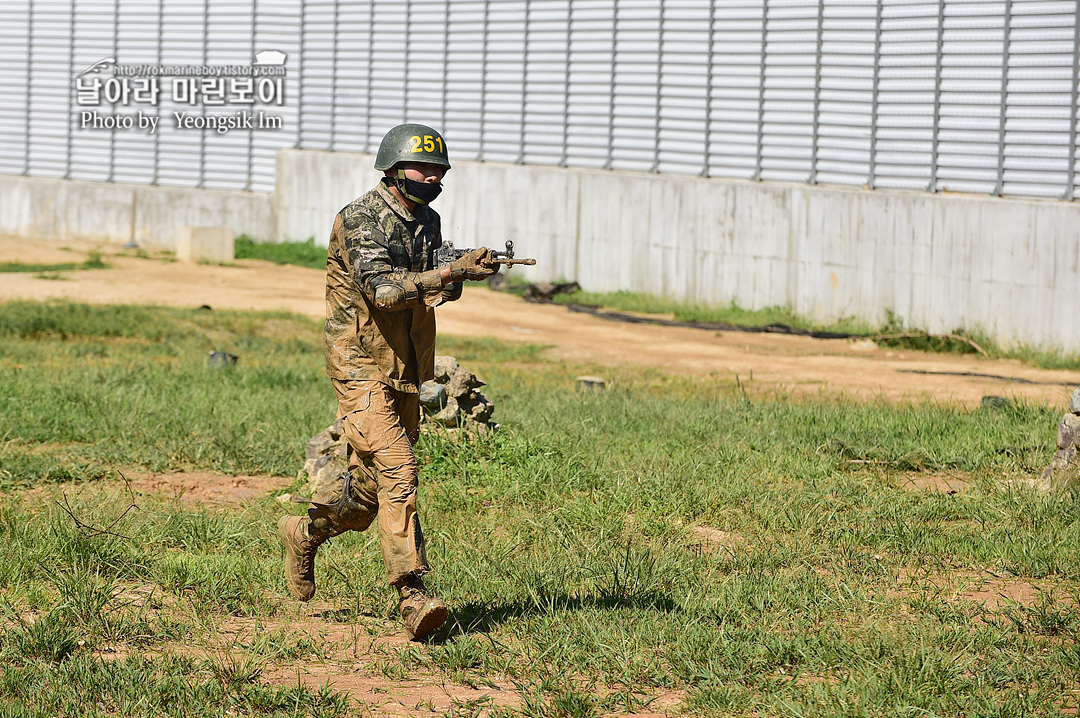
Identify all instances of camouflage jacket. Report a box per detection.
[324,180,461,392]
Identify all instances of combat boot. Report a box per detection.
[277,515,330,602]
[396,574,448,640]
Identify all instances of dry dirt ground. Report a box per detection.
[2,235,1078,409]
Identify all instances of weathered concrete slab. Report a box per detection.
[0,175,272,249]
[177,226,234,263]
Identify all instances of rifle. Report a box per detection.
[436,240,537,268]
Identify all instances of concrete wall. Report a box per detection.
[276,148,1080,352]
[0,174,273,250]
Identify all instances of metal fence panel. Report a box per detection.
[2,0,1079,200]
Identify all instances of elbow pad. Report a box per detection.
[373,284,406,310]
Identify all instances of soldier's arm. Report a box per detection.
[343,212,449,312]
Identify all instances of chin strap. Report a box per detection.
[391,170,443,205]
[393,171,424,205]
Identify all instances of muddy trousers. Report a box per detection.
[308,379,429,586]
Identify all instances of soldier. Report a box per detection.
[277,123,498,640]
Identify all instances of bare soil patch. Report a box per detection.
[897,471,972,494]
[2,235,1078,408]
[14,471,292,508]
[689,525,748,553]
[896,567,1069,612]
[125,471,292,506]
[263,665,521,718]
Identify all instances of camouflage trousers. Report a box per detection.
[308,379,429,586]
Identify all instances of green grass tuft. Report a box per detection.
[0,251,109,274]
[234,235,326,270]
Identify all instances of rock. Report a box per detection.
[304,453,349,499]
[423,355,498,432]
[419,381,448,413]
[305,419,345,460]
[1040,447,1077,488]
[434,355,484,398]
[433,355,459,383]
[1057,413,1080,451]
[523,281,580,303]
[1071,387,1080,415]
[431,396,461,426]
[466,392,494,423]
[208,351,238,368]
[577,376,607,392]
[1040,412,1080,489]
[302,418,348,497]
[980,396,1011,411]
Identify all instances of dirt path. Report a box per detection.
[3,235,1077,408]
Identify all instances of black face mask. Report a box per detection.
[393,172,443,205]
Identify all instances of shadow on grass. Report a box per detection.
[432,590,679,643]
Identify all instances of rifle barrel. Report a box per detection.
[489,258,537,266]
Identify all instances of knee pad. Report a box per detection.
[306,470,377,533]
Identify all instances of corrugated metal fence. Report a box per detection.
[2,0,1078,199]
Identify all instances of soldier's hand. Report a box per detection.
[449,247,499,281]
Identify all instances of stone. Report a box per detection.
[523,281,580,303]
[302,419,348,497]
[1040,447,1077,488]
[431,396,461,426]
[432,355,459,383]
[1071,387,1080,415]
[177,226,234,264]
[980,395,1011,411]
[419,381,448,413]
[305,419,345,461]
[465,393,494,423]
[305,453,349,499]
[439,358,484,398]
[208,351,238,368]
[424,355,496,432]
[577,376,607,391]
[1057,413,1080,451]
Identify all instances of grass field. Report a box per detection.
[0,301,1078,717]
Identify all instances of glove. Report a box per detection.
[448,247,499,282]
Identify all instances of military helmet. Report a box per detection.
[374,123,451,171]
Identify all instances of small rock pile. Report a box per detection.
[302,418,348,500]
[421,356,497,431]
[299,356,496,499]
[1040,387,1080,487]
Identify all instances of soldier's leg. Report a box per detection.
[332,380,445,638]
[337,382,429,585]
[307,444,379,536]
[279,389,380,602]
[381,388,446,639]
